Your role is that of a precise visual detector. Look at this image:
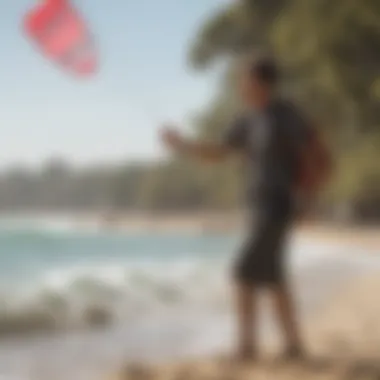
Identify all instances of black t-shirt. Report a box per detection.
[223,99,311,209]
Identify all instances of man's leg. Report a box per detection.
[235,281,257,359]
[271,283,304,356]
[232,209,270,360]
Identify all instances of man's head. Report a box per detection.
[239,55,279,109]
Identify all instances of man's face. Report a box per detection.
[238,69,270,109]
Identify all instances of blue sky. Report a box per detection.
[0,0,227,167]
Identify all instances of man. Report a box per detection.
[161,56,313,360]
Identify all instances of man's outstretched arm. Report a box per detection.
[160,127,234,163]
[160,117,247,163]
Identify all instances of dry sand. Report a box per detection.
[296,223,380,250]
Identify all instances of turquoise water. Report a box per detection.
[0,217,241,337]
[0,228,234,283]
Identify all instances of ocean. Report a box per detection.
[0,216,378,380]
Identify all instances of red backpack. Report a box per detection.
[296,127,332,197]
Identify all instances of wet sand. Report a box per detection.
[108,274,380,380]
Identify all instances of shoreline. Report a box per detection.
[2,211,378,249]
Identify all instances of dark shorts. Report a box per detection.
[233,196,294,286]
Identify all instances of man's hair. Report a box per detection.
[249,56,279,86]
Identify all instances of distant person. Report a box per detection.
[161,55,330,361]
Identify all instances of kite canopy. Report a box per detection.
[23,0,98,77]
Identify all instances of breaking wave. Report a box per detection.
[0,257,233,338]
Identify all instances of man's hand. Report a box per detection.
[160,126,186,152]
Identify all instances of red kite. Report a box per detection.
[23,0,98,77]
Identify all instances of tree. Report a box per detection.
[186,0,380,219]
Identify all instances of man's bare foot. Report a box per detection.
[218,346,256,367]
[278,345,305,363]
[236,345,256,363]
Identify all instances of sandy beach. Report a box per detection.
[103,222,380,380]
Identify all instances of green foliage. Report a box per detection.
[185,0,380,218]
[329,132,380,201]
